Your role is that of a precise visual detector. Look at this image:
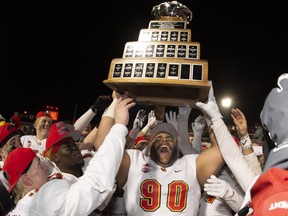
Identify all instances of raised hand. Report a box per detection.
[114,97,136,126]
[129,109,147,139]
[133,109,147,129]
[165,110,177,130]
[178,102,191,119]
[141,110,157,134]
[195,81,223,122]
[91,95,113,113]
[231,108,248,137]
[192,115,206,132]
[204,175,231,199]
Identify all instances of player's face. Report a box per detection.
[23,157,49,189]
[35,116,52,138]
[150,132,178,167]
[54,137,85,169]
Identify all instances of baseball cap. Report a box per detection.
[249,167,288,216]
[43,121,81,157]
[260,73,288,146]
[0,123,20,148]
[149,122,178,141]
[2,147,36,192]
[36,111,51,120]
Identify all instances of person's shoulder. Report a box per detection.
[125,148,142,154]
[42,178,71,191]
[126,148,147,163]
[20,135,38,143]
[31,180,71,215]
[20,134,34,139]
[179,154,199,165]
[182,153,199,159]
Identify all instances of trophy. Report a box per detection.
[103,1,210,107]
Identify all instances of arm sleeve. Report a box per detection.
[223,187,244,212]
[243,153,262,175]
[63,124,128,216]
[211,119,259,192]
[191,129,203,154]
[73,108,96,132]
[177,114,199,155]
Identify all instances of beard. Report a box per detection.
[149,142,179,167]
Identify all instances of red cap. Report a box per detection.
[2,147,36,192]
[0,123,20,148]
[250,167,288,215]
[36,111,51,120]
[43,121,80,157]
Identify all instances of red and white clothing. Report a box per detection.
[123,149,201,216]
[199,165,245,215]
[7,124,127,216]
[81,149,95,172]
[21,135,47,155]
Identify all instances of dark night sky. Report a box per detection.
[2,0,288,125]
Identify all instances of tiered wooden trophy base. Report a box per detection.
[103,58,210,107]
[103,2,210,107]
[103,80,210,107]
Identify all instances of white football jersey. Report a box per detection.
[124,149,201,216]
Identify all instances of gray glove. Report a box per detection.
[165,110,177,130]
[178,102,191,119]
[141,110,157,135]
[192,115,206,132]
[129,109,147,139]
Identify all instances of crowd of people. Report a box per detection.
[0,73,287,216]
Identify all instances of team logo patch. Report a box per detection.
[142,163,150,173]
[205,195,216,204]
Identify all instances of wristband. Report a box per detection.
[141,125,150,135]
[102,99,117,118]
[240,134,252,150]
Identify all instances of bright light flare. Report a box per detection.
[221,97,232,108]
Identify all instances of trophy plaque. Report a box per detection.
[103,1,210,107]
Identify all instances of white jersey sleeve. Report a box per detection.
[211,119,259,192]
[8,123,127,216]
